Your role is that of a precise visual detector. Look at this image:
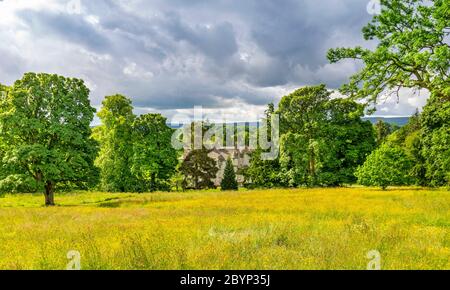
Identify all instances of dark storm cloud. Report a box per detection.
[2,0,415,116]
[247,0,371,64]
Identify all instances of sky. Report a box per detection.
[0,0,428,123]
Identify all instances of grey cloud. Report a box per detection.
[0,0,422,117]
[164,15,238,60]
[0,48,27,83]
[16,9,110,53]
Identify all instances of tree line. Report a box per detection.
[0,0,448,205]
[0,78,243,205]
[247,0,449,189]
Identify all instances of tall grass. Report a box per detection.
[0,188,448,269]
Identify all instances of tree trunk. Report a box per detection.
[44,181,55,206]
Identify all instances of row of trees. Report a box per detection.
[245,91,449,190]
[0,71,446,207]
[0,0,448,204]
[335,0,449,189]
[356,97,450,189]
[0,78,241,205]
[244,85,376,188]
[93,94,178,193]
[245,0,450,189]
[94,95,243,192]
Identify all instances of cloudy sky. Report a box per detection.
[0,0,427,123]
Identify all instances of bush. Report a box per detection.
[355,144,414,190]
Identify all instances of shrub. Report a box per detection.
[355,144,414,190]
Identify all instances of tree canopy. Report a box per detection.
[131,113,178,192]
[277,85,376,187]
[420,94,450,186]
[93,94,136,192]
[328,0,450,109]
[328,0,449,188]
[356,144,414,190]
[0,73,98,205]
[180,148,218,190]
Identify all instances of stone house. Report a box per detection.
[182,148,253,187]
[208,148,252,186]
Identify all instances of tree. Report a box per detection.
[170,164,185,192]
[280,132,325,187]
[0,84,43,195]
[245,104,283,188]
[0,73,98,205]
[328,0,449,188]
[180,148,218,190]
[278,85,330,186]
[355,144,414,190]
[245,148,283,188]
[221,158,238,191]
[131,114,178,192]
[93,94,136,192]
[277,85,375,187]
[321,98,376,185]
[328,0,450,107]
[375,120,399,146]
[385,110,427,186]
[420,94,450,187]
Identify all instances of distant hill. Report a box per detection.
[168,122,259,129]
[169,118,411,129]
[362,117,410,126]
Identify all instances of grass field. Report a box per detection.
[0,187,449,270]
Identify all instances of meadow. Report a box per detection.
[0,187,448,270]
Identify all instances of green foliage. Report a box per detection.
[277,85,376,187]
[0,73,98,205]
[221,158,238,191]
[356,144,414,190]
[278,85,330,135]
[0,84,8,100]
[322,99,377,185]
[93,94,137,192]
[245,148,283,188]
[277,86,332,187]
[375,120,399,146]
[386,111,420,146]
[131,114,178,192]
[245,104,284,188]
[420,94,450,187]
[328,0,449,188]
[170,163,186,192]
[94,96,180,192]
[280,132,325,187]
[328,0,450,109]
[383,111,427,185]
[180,148,218,190]
[0,174,40,195]
[384,102,450,187]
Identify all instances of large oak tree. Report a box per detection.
[328,0,449,107]
[0,73,98,206]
